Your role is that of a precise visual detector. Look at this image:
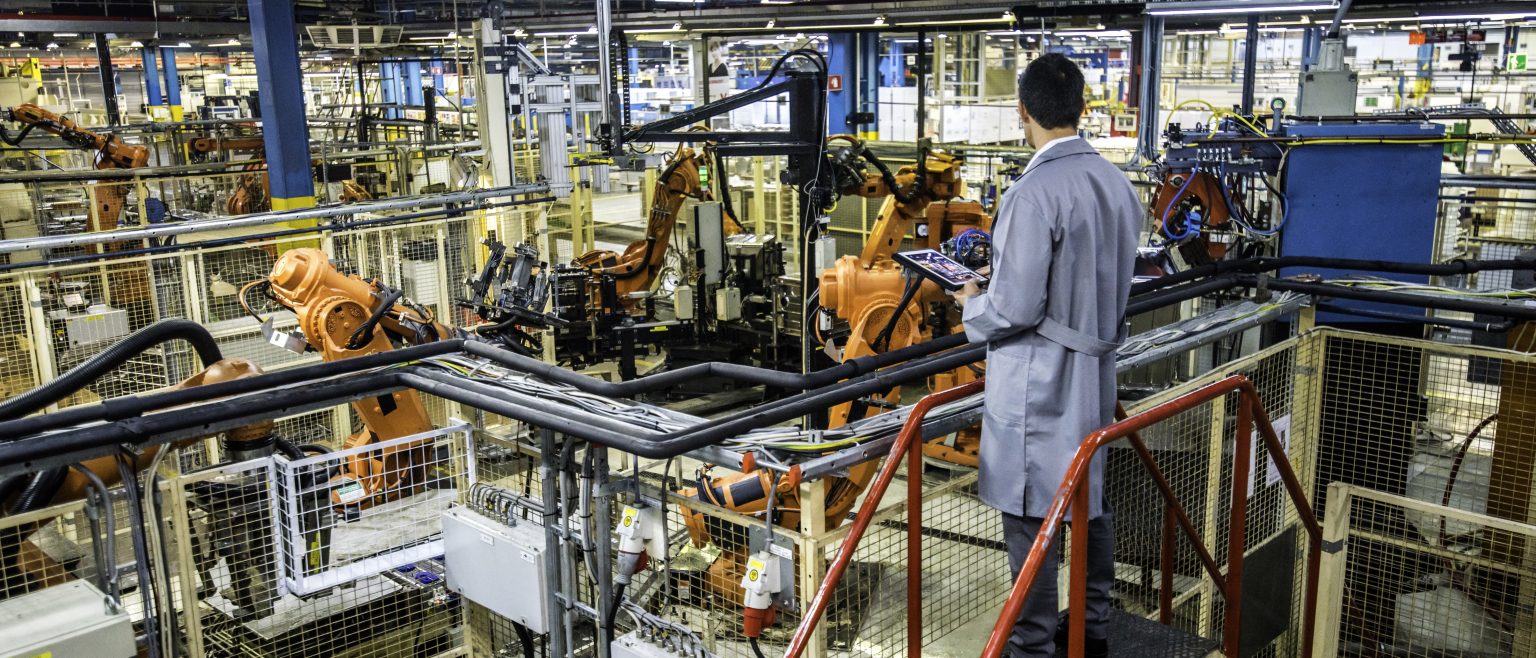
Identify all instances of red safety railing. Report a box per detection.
[784,378,986,658]
[980,374,1323,658]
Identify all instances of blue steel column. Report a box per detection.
[826,33,855,135]
[141,48,163,108]
[249,0,315,210]
[380,62,400,119]
[857,33,879,139]
[404,60,424,107]
[160,47,183,121]
[884,42,905,87]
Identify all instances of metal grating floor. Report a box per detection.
[1052,610,1221,658]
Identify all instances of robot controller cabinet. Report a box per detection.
[1276,122,1445,323]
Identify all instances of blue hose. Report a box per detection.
[1160,167,1200,241]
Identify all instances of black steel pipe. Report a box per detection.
[1315,303,1514,332]
[1127,274,1245,316]
[1257,277,1536,322]
[460,331,970,398]
[0,340,988,469]
[1131,256,1536,297]
[0,328,970,442]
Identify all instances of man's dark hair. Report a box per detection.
[1017,53,1085,130]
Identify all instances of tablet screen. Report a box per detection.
[893,249,989,291]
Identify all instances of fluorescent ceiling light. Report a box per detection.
[54,32,79,37]
[176,42,191,48]
[1343,12,1531,24]
[1146,1,1339,17]
[1057,29,1133,37]
[533,30,590,36]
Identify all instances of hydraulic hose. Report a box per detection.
[10,466,68,514]
[0,319,223,422]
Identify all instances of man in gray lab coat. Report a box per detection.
[954,54,1141,657]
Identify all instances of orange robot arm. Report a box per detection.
[6,104,150,233]
[266,248,453,507]
[575,147,741,309]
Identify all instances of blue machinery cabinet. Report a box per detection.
[1278,122,1446,323]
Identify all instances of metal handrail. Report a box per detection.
[784,378,987,658]
[980,374,1324,658]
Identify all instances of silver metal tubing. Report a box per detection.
[0,183,549,254]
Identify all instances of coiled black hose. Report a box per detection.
[10,466,68,515]
[0,319,223,422]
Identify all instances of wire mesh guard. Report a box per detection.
[1312,329,1536,658]
[177,420,474,658]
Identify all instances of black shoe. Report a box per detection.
[1054,615,1109,658]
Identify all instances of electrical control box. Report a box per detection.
[48,304,129,348]
[674,284,694,321]
[1297,69,1359,116]
[441,506,550,633]
[611,632,686,658]
[715,287,743,322]
[0,581,135,657]
[695,201,725,286]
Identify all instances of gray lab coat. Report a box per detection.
[962,138,1142,519]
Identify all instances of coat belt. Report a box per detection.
[1035,317,1118,357]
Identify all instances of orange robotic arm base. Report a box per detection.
[267,248,451,507]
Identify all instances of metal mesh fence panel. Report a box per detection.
[1311,327,1536,658]
[174,418,472,658]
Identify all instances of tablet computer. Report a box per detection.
[892,248,989,292]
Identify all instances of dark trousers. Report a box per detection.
[1001,510,1116,658]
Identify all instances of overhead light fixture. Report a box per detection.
[1145,1,1340,17]
[1057,29,1133,37]
[54,32,79,37]
[130,40,144,47]
[874,15,887,26]
[1342,12,1532,24]
[766,19,776,29]
[586,25,598,33]
[45,42,57,49]
[512,28,527,37]
[176,41,191,48]
[672,21,684,30]
[226,38,241,46]
[654,0,703,3]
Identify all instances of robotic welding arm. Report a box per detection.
[2,104,150,232]
[264,248,453,508]
[575,147,740,312]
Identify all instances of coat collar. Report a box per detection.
[1029,135,1097,168]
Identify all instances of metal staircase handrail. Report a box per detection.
[980,374,1325,658]
[784,378,986,658]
